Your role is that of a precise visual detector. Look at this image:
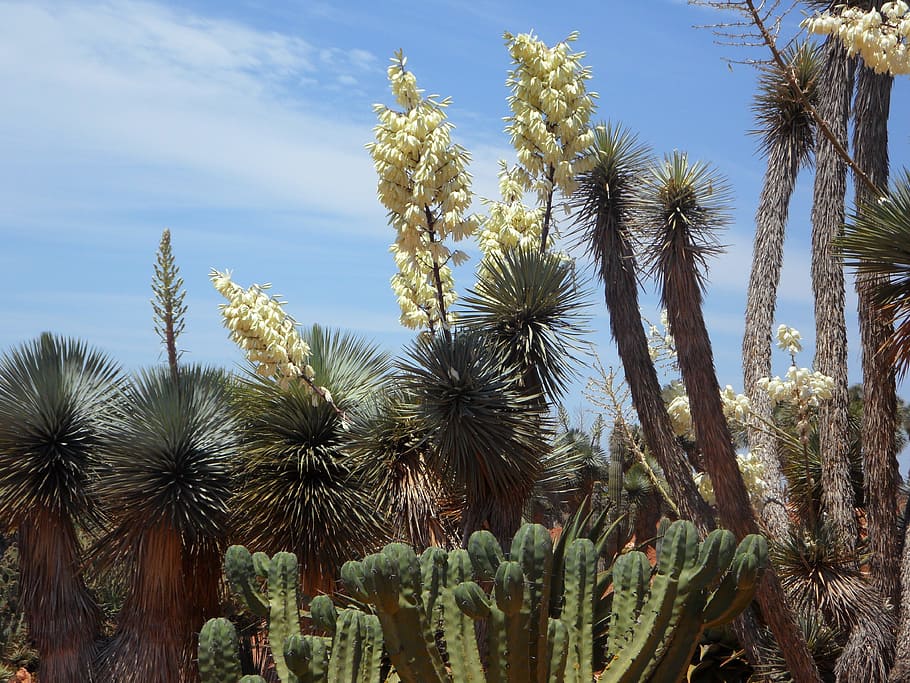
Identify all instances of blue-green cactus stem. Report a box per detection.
[198,617,243,683]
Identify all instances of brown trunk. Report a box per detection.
[99,524,196,682]
[597,211,715,535]
[742,141,801,537]
[18,509,100,683]
[843,56,900,683]
[811,37,857,545]
[666,254,823,682]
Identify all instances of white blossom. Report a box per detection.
[804,2,910,75]
[477,162,545,256]
[210,270,314,384]
[776,324,802,355]
[503,31,597,208]
[696,451,768,510]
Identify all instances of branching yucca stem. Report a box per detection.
[743,0,880,196]
[539,164,556,253]
[424,206,452,341]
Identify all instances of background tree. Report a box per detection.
[0,334,121,682]
[95,366,237,683]
[742,43,820,537]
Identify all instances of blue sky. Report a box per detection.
[2,1,909,433]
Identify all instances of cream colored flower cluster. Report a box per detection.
[776,324,802,355]
[368,51,478,257]
[695,451,768,509]
[503,31,597,206]
[389,244,458,331]
[756,366,835,409]
[804,2,910,75]
[662,380,750,440]
[210,270,314,382]
[646,309,677,363]
[478,163,545,256]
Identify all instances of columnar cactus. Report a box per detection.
[204,519,765,683]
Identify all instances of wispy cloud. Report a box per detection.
[0,0,386,228]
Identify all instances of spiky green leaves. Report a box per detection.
[98,365,236,546]
[460,247,589,401]
[638,151,733,302]
[752,42,821,165]
[0,334,121,527]
[232,328,390,589]
[571,122,652,275]
[398,330,549,516]
[841,172,910,374]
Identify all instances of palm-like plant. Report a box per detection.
[571,122,714,533]
[742,42,820,537]
[232,326,390,592]
[0,334,121,682]
[347,390,454,550]
[638,152,822,681]
[459,246,588,403]
[94,365,236,682]
[399,329,549,543]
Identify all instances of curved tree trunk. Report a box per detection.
[664,247,823,683]
[742,142,801,538]
[597,213,716,535]
[811,37,858,546]
[840,59,899,683]
[18,509,100,683]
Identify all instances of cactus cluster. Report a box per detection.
[200,518,767,683]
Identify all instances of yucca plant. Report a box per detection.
[0,334,121,682]
[638,152,821,680]
[398,329,550,543]
[570,122,713,533]
[232,326,390,592]
[459,246,588,403]
[347,390,455,550]
[94,365,237,682]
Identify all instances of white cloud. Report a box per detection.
[0,0,384,227]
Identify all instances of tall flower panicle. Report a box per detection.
[804,2,910,75]
[210,270,314,383]
[478,162,545,257]
[504,31,597,211]
[696,452,768,509]
[389,245,460,331]
[662,380,750,439]
[367,50,477,331]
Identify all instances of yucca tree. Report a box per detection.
[638,152,822,681]
[742,43,820,537]
[94,365,236,682]
[232,325,390,592]
[347,390,454,550]
[810,33,858,546]
[0,334,121,682]
[459,246,589,405]
[399,329,550,543]
[841,172,910,681]
[571,121,714,534]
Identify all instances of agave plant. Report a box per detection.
[398,329,550,543]
[94,365,237,682]
[232,326,390,592]
[0,334,122,682]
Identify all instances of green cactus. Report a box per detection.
[198,617,243,683]
[209,518,764,683]
[600,520,767,683]
[224,545,268,618]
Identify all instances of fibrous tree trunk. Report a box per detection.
[18,509,100,683]
[811,37,857,545]
[743,142,801,538]
[663,237,823,683]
